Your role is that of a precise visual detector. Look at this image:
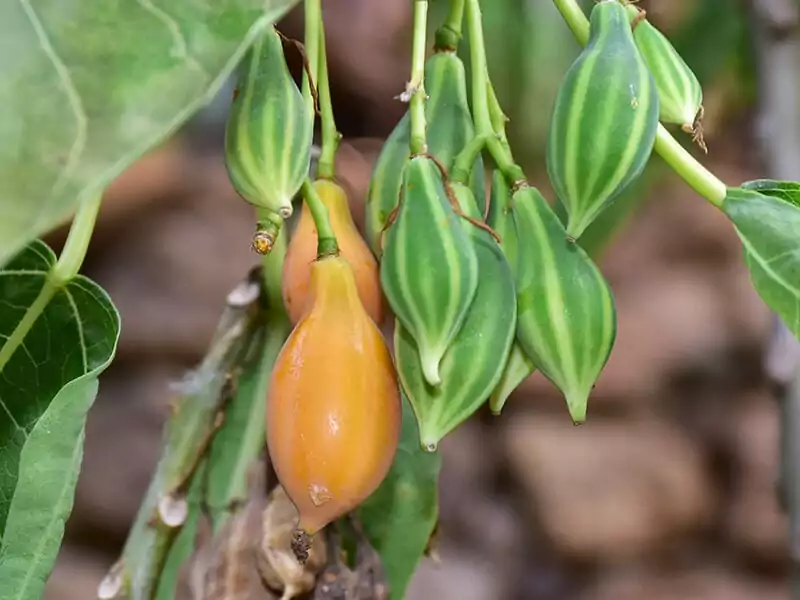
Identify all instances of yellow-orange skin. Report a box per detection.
[267,255,401,535]
[283,179,383,326]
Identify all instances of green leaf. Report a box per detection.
[723,186,800,338]
[206,311,291,533]
[741,179,800,207]
[357,395,442,600]
[0,240,120,600]
[0,0,301,267]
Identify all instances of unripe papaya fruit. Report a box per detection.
[395,182,516,449]
[626,5,705,149]
[485,172,536,415]
[366,50,485,258]
[225,26,313,218]
[546,0,659,240]
[381,155,479,387]
[513,185,617,423]
[266,255,401,536]
[283,179,382,325]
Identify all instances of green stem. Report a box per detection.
[302,0,322,117]
[452,135,488,184]
[486,77,510,147]
[257,207,288,311]
[552,0,589,45]
[409,0,429,155]
[52,192,103,284]
[465,0,492,137]
[435,0,465,50]
[316,16,340,179]
[550,0,727,207]
[486,136,526,185]
[301,178,339,258]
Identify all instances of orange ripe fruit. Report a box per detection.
[282,179,383,325]
[267,254,401,535]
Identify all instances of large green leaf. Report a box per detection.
[0,0,300,267]
[0,240,120,600]
[723,185,800,338]
[357,395,442,600]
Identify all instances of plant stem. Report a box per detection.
[465,0,493,137]
[302,0,322,117]
[435,0,466,50]
[409,0,429,155]
[550,0,727,207]
[451,134,488,184]
[486,77,510,147]
[52,192,103,285]
[316,16,340,179]
[653,125,726,207]
[301,178,339,258]
[257,207,288,311]
[552,0,589,45]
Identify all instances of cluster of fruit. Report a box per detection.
[222,0,708,554]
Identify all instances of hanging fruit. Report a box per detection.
[395,181,517,449]
[380,155,479,387]
[225,26,313,219]
[283,179,383,325]
[513,185,617,423]
[266,254,401,539]
[546,0,659,240]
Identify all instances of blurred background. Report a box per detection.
[41,0,800,598]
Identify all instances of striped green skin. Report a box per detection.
[224,27,312,218]
[513,185,617,423]
[488,343,536,415]
[485,171,536,415]
[366,51,485,258]
[546,0,659,240]
[627,6,702,127]
[380,156,479,387]
[395,183,516,450]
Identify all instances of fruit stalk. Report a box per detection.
[435,0,466,50]
[465,0,526,186]
[302,0,322,118]
[550,0,726,207]
[301,178,339,258]
[409,0,430,155]
[316,16,340,179]
[258,206,289,311]
[464,0,492,137]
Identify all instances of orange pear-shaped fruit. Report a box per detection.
[283,179,383,325]
[267,254,401,535]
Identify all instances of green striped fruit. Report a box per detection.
[626,5,703,134]
[395,182,517,449]
[485,171,536,415]
[366,50,485,258]
[546,0,659,240]
[380,156,479,387]
[225,26,313,218]
[513,185,617,423]
[488,343,536,415]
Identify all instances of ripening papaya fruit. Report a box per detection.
[282,179,383,325]
[266,254,401,536]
